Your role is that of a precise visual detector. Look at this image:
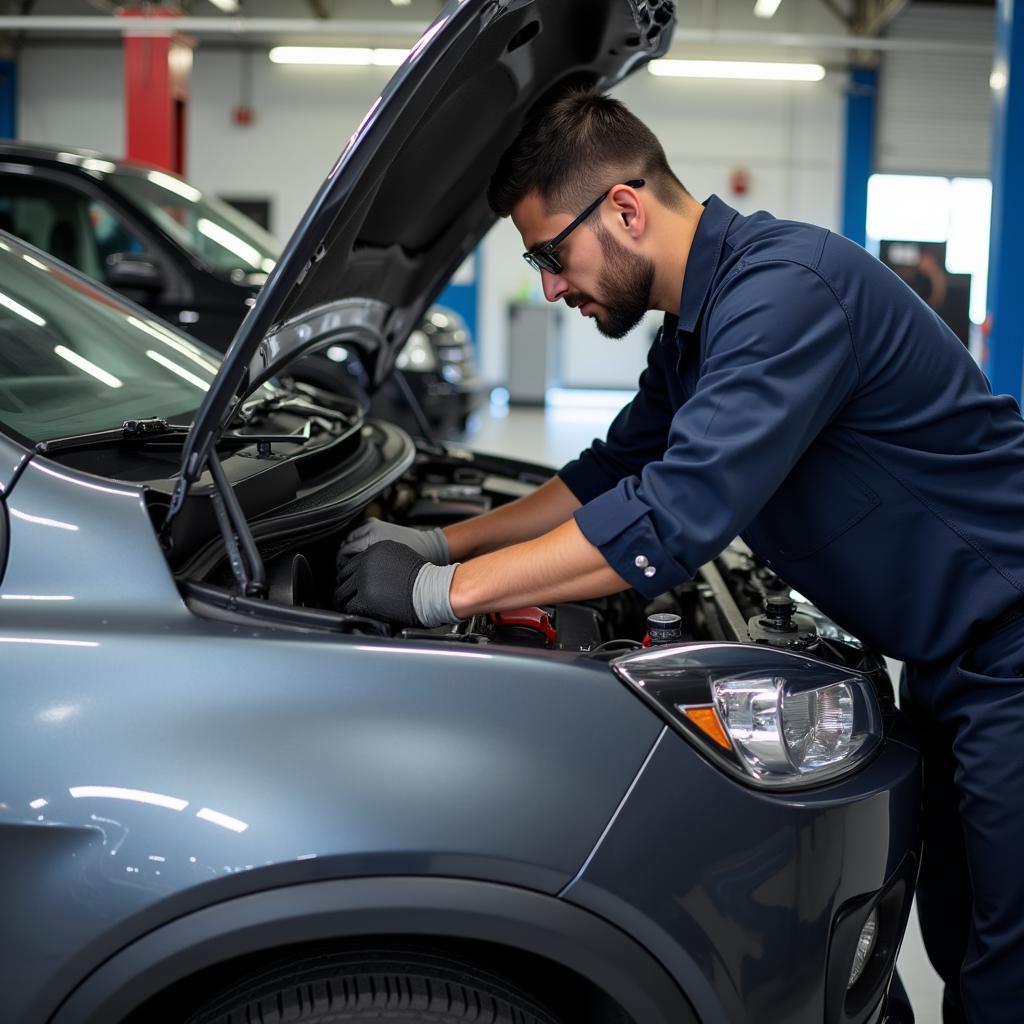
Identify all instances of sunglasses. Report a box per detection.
[522,179,645,275]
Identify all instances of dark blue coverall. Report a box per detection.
[559,195,1024,1023]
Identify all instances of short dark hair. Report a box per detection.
[487,89,688,218]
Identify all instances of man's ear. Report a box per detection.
[608,182,645,239]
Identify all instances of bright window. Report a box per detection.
[866,173,991,325]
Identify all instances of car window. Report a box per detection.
[0,175,148,284]
[107,168,280,278]
[0,236,218,443]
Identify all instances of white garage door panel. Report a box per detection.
[877,3,994,178]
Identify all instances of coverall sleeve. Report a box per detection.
[572,260,861,597]
[558,328,678,504]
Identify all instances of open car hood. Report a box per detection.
[169,0,675,519]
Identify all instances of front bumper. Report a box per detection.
[561,719,921,1024]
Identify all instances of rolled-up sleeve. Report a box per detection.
[573,260,861,597]
[558,328,678,504]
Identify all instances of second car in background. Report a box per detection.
[0,142,480,438]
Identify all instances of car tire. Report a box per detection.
[185,947,564,1024]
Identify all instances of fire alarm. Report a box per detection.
[730,168,750,196]
[232,105,254,126]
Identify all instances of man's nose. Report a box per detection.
[541,269,569,303]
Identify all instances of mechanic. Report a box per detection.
[335,89,1024,1024]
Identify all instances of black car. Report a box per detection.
[0,142,481,437]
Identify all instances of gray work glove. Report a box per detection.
[338,517,450,565]
[334,540,459,628]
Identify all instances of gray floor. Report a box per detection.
[462,395,945,1022]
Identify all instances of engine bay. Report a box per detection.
[183,436,894,709]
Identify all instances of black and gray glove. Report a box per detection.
[334,540,459,628]
[338,517,450,564]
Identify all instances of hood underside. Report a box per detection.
[171,0,675,516]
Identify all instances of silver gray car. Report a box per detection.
[0,1,920,1022]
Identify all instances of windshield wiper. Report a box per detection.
[37,417,312,456]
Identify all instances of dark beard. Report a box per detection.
[590,224,655,339]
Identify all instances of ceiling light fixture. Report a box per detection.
[753,0,783,18]
[206,0,240,12]
[649,59,825,81]
[270,46,409,66]
[269,46,410,66]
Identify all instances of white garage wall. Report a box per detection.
[15,33,844,388]
[19,44,125,157]
[481,67,847,389]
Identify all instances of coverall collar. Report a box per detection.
[675,194,739,336]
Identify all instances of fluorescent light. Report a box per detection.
[81,157,117,174]
[197,217,262,268]
[271,46,372,65]
[354,645,493,660]
[269,46,409,67]
[196,807,249,832]
[127,315,220,375]
[146,350,212,391]
[54,345,123,388]
[372,48,410,66]
[0,636,97,647]
[0,290,46,326]
[649,59,825,81]
[70,786,188,811]
[9,508,79,532]
[753,0,783,17]
[207,0,239,10]
[147,169,202,203]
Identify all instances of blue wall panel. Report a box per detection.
[0,60,16,140]
[986,0,1024,401]
[841,67,877,248]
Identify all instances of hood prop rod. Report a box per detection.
[207,451,267,599]
[392,367,439,446]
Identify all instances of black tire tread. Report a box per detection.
[185,947,562,1024]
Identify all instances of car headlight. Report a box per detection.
[612,642,882,789]
[395,330,438,372]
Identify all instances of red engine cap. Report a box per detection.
[488,607,557,645]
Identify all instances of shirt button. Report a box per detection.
[634,555,649,569]
[643,565,657,578]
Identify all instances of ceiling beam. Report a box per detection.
[851,0,909,36]
[0,14,989,55]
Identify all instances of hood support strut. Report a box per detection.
[205,451,267,599]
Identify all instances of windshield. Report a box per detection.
[108,167,281,278]
[0,235,220,444]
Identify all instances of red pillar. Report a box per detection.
[120,7,193,175]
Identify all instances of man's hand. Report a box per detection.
[334,540,459,627]
[338,517,450,564]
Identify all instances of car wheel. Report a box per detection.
[185,948,564,1024]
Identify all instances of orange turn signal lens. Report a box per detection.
[683,705,732,750]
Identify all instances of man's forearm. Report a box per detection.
[448,517,629,618]
[442,475,582,561]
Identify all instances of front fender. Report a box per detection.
[1,626,661,1023]
[47,877,698,1024]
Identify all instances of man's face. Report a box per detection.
[512,191,654,339]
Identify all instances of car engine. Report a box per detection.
[247,441,895,709]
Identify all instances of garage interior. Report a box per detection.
[0,0,1018,1021]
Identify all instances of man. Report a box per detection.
[336,89,1024,1023]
